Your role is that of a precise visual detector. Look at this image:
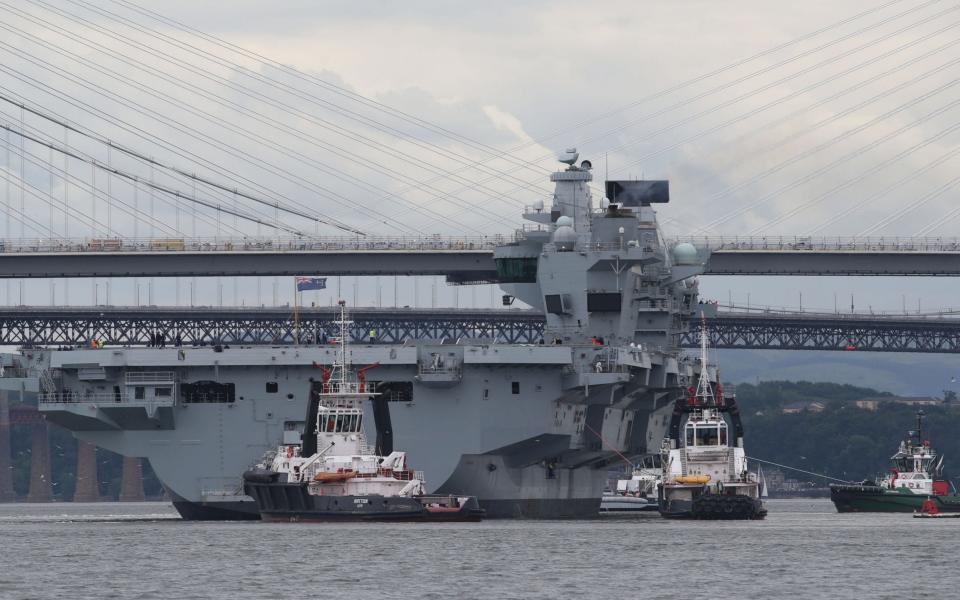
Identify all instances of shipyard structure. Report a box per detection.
[36,151,713,519]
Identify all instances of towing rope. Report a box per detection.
[747,456,853,484]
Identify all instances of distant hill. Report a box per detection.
[728,380,960,486]
[717,349,960,396]
[731,380,893,413]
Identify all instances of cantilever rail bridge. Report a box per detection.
[3,305,960,353]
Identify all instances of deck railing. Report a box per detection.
[669,236,960,252]
[0,235,513,254]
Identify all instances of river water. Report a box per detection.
[0,499,956,599]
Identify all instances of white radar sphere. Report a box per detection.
[672,242,699,265]
[555,216,573,228]
[552,225,576,251]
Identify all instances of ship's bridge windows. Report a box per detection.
[321,412,363,433]
[687,423,727,447]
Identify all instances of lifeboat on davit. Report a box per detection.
[313,470,357,483]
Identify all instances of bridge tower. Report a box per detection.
[119,456,145,502]
[72,441,100,502]
[0,391,15,502]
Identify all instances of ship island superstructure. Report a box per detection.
[37,149,715,519]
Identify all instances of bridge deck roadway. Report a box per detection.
[0,250,498,279]
[3,249,960,278]
[706,250,960,276]
[2,236,960,277]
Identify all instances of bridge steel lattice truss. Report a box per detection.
[683,313,960,353]
[0,307,545,346]
[4,307,960,353]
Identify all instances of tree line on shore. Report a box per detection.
[733,381,959,484]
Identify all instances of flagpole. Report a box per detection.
[293,277,301,345]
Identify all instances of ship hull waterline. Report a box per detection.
[831,485,960,513]
[243,479,484,522]
[658,492,767,520]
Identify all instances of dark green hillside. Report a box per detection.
[733,381,958,484]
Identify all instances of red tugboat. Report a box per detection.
[243,301,484,522]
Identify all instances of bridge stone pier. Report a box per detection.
[119,457,145,502]
[0,392,14,502]
[72,441,100,503]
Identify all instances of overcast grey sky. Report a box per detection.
[0,0,958,312]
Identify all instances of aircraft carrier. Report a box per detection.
[36,150,712,519]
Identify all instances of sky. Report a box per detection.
[0,0,959,315]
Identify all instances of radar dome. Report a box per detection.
[532,199,544,212]
[672,242,699,265]
[555,215,573,228]
[552,225,576,251]
[558,148,579,165]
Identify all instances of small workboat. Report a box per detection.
[914,497,960,518]
[599,459,660,514]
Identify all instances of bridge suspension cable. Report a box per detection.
[2,1,518,233]
[0,56,424,236]
[695,79,960,234]
[751,103,960,234]
[0,123,311,236]
[0,119,188,239]
[429,0,953,220]
[401,0,917,198]
[88,0,559,191]
[53,0,557,203]
[0,95,366,236]
[0,5,523,230]
[605,0,959,178]
[641,22,960,230]
[810,142,960,235]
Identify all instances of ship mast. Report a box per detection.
[916,409,925,446]
[694,315,714,405]
[331,300,353,389]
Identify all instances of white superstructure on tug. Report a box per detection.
[658,322,766,520]
[243,302,483,522]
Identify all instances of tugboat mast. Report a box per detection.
[916,409,925,446]
[332,300,353,390]
[694,316,714,406]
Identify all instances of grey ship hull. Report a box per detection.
[437,435,609,518]
[41,343,681,520]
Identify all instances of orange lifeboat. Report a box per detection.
[313,470,357,483]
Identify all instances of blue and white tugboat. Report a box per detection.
[243,301,484,522]
[657,322,766,520]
